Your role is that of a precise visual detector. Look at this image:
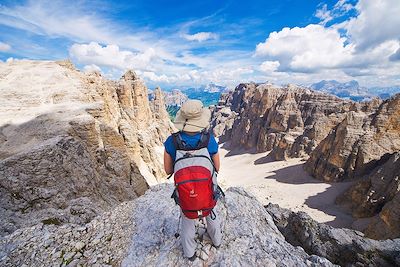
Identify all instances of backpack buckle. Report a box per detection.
[197,210,203,219]
[184,152,193,158]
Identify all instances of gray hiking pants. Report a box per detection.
[180,210,222,257]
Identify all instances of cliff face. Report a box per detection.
[336,152,400,239]
[305,94,400,182]
[304,94,400,239]
[0,60,173,236]
[211,83,354,160]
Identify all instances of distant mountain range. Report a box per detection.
[149,83,229,119]
[310,80,400,101]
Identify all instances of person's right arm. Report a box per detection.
[212,152,220,172]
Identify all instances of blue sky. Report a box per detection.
[0,0,399,89]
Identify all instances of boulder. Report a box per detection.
[265,203,400,266]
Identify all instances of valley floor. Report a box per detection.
[217,144,356,229]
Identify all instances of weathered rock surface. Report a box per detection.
[265,203,400,267]
[0,199,135,267]
[0,60,173,236]
[0,184,335,267]
[337,152,400,239]
[211,83,354,160]
[305,94,400,182]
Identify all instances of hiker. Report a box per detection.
[163,99,223,261]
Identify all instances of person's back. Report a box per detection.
[163,100,223,261]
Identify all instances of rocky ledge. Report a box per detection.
[265,204,400,267]
[0,184,335,267]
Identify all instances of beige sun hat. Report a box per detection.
[174,99,211,132]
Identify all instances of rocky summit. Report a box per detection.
[0,184,336,267]
[211,82,354,160]
[0,60,173,236]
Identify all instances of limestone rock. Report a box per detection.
[0,60,173,236]
[265,203,400,266]
[305,94,400,182]
[122,185,336,266]
[337,152,400,239]
[211,83,353,160]
[0,184,336,267]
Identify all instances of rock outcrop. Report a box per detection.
[0,184,335,267]
[336,152,400,239]
[0,60,173,236]
[305,94,400,182]
[211,83,353,160]
[265,204,400,267]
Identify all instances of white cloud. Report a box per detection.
[183,32,218,42]
[255,24,354,72]
[83,64,102,73]
[315,4,332,25]
[344,0,400,51]
[315,0,355,25]
[254,0,400,88]
[260,61,280,73]
[0,42,11,51]
[69,42,158,71]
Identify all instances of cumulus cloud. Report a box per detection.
[255,24,354,72]
[344,0,400,51]
[183,32,218,42]
[0,42,11,51]
[69,42,158,71]
[255,0,400,84]
[260,61,280,73]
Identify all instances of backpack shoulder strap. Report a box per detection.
[172,131,186,150]
[196,130,210,149]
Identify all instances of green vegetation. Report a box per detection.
[166,105,180,120]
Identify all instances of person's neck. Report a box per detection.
[182,131,200,136]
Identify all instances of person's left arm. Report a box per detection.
[164,149,174,175]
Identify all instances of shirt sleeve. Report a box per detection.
[164,135,176,160]
[207,134,219,156]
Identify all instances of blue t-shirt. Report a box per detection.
[164,132,218,160]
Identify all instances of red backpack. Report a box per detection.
[170,131,223,219]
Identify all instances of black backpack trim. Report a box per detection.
[171,130,210,151]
